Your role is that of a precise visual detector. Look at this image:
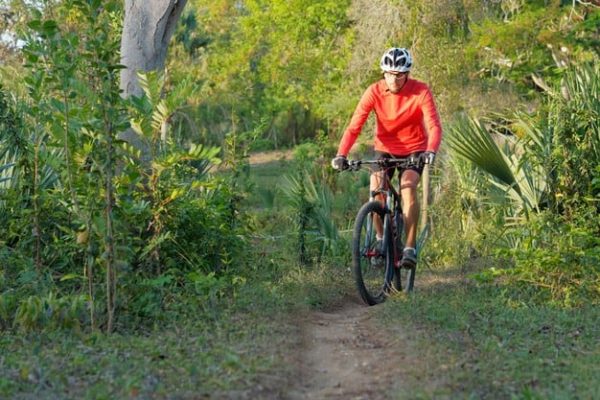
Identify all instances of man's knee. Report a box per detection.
[400,182,418,191]
[403,195,419,209]
[400,170,420,189]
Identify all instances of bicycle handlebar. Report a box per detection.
[347,157,423,171]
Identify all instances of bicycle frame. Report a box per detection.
[350,158,417,268]
[369,169,402,268]
[348,157,431,302]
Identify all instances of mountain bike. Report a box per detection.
[347,157,430,306]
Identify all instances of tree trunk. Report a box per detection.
[120,0,187,97]
[119,0,188,155]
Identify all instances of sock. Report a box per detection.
[404,247,416,253]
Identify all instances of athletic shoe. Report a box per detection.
[401,248,417,268]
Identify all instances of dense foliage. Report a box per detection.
[1,0,599,334]
[0,1,251,333]
[446,63,600,306]
[0,1,598,398]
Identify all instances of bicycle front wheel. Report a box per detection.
[395,263,416,293]
[392,212,416,293]
[352,201,394,305]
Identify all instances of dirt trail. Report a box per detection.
[286,296,419,400]
[246,151,424,399]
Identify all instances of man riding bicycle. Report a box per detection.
[331,47,442,268]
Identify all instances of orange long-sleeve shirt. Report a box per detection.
[337,78,442,156]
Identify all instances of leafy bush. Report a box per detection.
[447,62,600,306]
[0,1,255,333]
[480,211,600,307]
[0,291,88,332]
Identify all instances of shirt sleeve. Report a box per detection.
[337,85,376,156]
[420,86,442,153]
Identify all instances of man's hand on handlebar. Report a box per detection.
[421,151,436,165]
[331,155,349,171]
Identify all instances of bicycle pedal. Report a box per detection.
[370,253,384,266]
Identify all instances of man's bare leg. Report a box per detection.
[370,171,385,239]
[400,170,421,249]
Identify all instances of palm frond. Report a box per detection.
[0,161,14,188]
[447,114,519,193]
[448,114,549,214]
[562,63,600,160]
[281,168,343,257]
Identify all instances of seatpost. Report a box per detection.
[386,186,393,213]
[369,190,377,202]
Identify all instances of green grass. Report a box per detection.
[0,248,349,399]
[379,265,600,399]
[0,289,288,398]
[0,321,277,398]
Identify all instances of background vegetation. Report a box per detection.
[0,0,598,398]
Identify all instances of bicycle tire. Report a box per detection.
[393,211,403,292]
[392,211,416,293]
[352,201,394,305]
[396,264,416,292]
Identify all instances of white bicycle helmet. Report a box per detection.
[380,47,413,73]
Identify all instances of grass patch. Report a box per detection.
[0,315,287,399]
[0,262,287,399]
[0,248,350,399]
[379,265,600,399]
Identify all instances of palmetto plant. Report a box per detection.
[311,175,343,258]
[1,87,59,269]
[447,114,546,216]
[552,63,600,204]
[448,62,600,221]
[0,161,14,188]
[282,170,315,264]
[447,63,599,261]
[281,165,342,264]
[0,87,24,195]
[562,63,600,161]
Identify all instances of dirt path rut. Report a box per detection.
[287,296,418,399]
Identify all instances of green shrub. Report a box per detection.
[11,293,87,332]
[472,211,600,307]
[292,142,321,163]
[508,212,600,307]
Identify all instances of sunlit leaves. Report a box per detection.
[448,115,518,189]
[26,19,59,37]
[177,0,352,146]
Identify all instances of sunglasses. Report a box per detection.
[384,72,409,80]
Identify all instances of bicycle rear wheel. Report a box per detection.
[352,201,394,305]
